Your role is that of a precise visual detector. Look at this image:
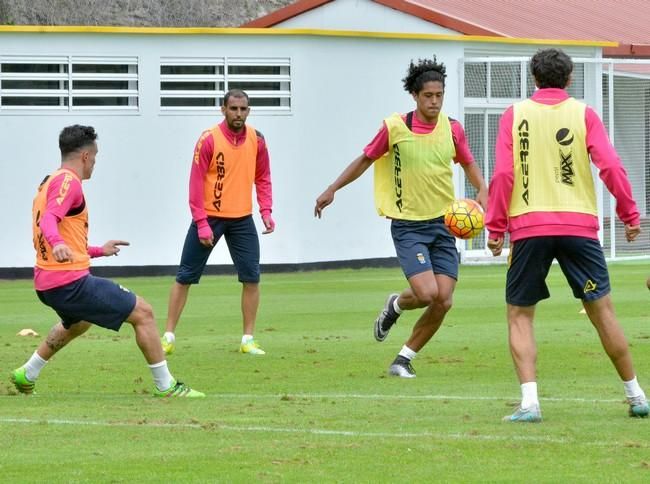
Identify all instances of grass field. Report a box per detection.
[1,262,649,482]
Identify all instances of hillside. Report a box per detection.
[0,0,294,27]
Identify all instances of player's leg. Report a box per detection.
[163,219,221,354]
[11,320,91,394]
[387,218,458,377]
[558,237,648,417]
[225,215,265,355]
[125,294,204,398]
[502,238,553,422]
[404,273,456,352]
[585,296,649,417]
[503,303,542,422]
[375,220,435,345]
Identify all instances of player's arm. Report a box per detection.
[452,120,488,210]
[314,122,387,218]
[254,131,274,234]
[314,153,374,218]
[585,106,641,242]
[40,173,83,262]
[88,241,130,258]
[188,131,215,247]
[450,120,487,210]
[485,107,515,256]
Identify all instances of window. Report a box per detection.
[0,55,139,111]
[160,57,291,113]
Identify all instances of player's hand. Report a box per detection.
[102,240,129,256]
[197,221,214,247]
[625,224,641,242]
[314,187,335,218]
[262,214,275,234]
[487,237,503,257]
[52,243,73,262]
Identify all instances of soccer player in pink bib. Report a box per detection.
[10,125,204,398]
[486,48,648,422]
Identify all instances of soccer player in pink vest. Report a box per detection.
[11,125,204,397]
[315,57,487,378]
[486,48,648,422]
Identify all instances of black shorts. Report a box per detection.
[506,236,610,306]
[176,215,260,284]
[391,217,459,280]
[36,275,137,331]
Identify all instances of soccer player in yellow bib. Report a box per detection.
[315,57,487,378]
[486,48,648,422]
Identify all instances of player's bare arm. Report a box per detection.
[462,162,488,210]
[314,154,374,218]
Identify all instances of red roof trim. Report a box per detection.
[604,44,650,57]
[368,0,506,37]
[241,0,334,27]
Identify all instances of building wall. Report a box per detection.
[0,29,603,269]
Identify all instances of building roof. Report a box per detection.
[243,0,650,56]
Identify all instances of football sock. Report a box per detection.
[392,297,403,315]
[623,376,645,399]
[520,382,539,409]
[149,360,174,391]
[242,334,254,344]
[24,351,48,381]
[398,345,417,360]
[163,332,175,343]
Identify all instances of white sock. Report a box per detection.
[24,351,48,381]
[393,298,403,315]
[398,345,417,360]
[149,360,174,391]
[242,334,253,343]
[520,382,539,409]
[163,332,175,343]
[623,376,645,399]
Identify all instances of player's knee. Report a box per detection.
[414,289,437,307]
[436,296,453,313]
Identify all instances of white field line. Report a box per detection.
[0,417,645,447]
[203,393,624,403]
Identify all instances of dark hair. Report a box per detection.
[530,48,573,89]
[59,125,97,157]
[223,89,249,106]
[402,56,446,94]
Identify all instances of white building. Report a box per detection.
[0,3,628,275]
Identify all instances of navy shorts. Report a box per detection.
[391,217,460,280]
[176,215,260,284]
[36,275,136,332]
[506,236,611,306]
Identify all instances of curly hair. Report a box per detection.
[402,57,446,94]
[59,125,97,157]
[530,48,573,89]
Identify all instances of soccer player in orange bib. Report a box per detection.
[10,125,204,397]
[486,48,648,422]
[162,89,274,356]
[315,57,487,378]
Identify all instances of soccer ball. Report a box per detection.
[444,199,484,239]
